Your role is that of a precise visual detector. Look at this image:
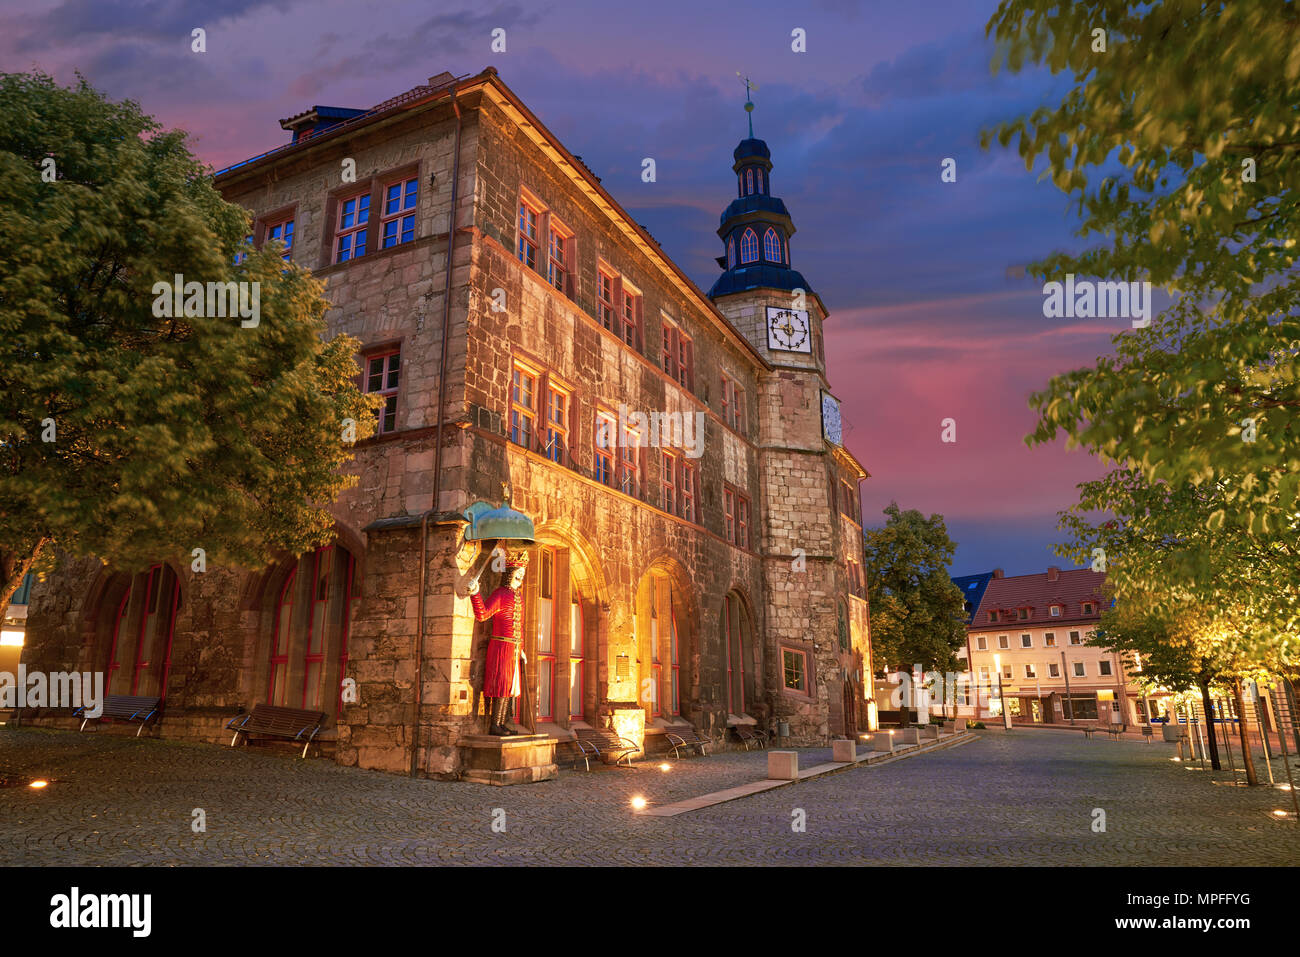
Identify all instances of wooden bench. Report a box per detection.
[1106,725,1125,741]
[227,705,326,758]
[1141,724,1154,743]
[663,726,709,758]
[573,727,639,770]
[733,726,770,750]
[1082,727,1099,740]
[74,695,161,736]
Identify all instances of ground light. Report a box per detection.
[630,796,647,810]
[29,780,48,789]
[658,763,671,772]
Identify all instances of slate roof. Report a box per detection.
[951,571,994,625]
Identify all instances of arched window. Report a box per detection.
[727,238,736,268]
[763,227,782,263]
[837,601,849,651]
[754,169,764,194]
[745,168,754,195]
[102,565,180,697]
[739,228,758,264]
[105,591,129,693]
[722,591,754,715]
[636,569,691,722]
[266,544,357,716]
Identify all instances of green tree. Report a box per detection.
[0,72,377,601]
[863,503,968,718]
[982,2,1300,599]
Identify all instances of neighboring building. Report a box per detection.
[1,573,34,695]
[960,566,1146,726]
[20,67,871,777]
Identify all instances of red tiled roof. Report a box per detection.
[968,567,1105,631]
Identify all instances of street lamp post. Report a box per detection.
[994,654,1012,730]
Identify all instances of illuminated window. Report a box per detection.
[517,199,540,269]
[363,350,400,434]
[265,218,295,261]
[569,599,584,718]
[739,228,758,264]
[1024,664,1036,679]
[782,648,808,693]
[335,192,370,262]
[1045,632,1057,647]
[1069,630,1082,645]
[510,365,538,450]
[536,547,556,722]
[763,227,781,262]
[381,177,418,248]
[544,384,568,464]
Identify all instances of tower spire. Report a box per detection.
[736,72,758,138]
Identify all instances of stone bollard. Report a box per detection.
[868,732,895,753]
[768,750,799,780]
[832,738,857,762]
[895,728,922,746]
[921,726,941,740]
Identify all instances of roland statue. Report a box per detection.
[467,549,529,736]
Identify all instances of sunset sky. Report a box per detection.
[3,0,1135,576]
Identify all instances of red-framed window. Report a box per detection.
[595,411,616,486]
[650,598,662,718]
[234,233,253,265]
[763,227,781,263]
[720,374,744,432]
[724,487,736,543]
[723,591,749,714]
[619,424,640,496]
[661,323,694,390]
[302,545,334,711]
[335,192,370,262]
[620,285,642,349]
[380,177,418,249]
[680,461,696,523]
[569,599,584,719]
[269,570,295,706]
[364,350,400,435]
[597,269,617,331]
[668,601,680,716]
[536,547,556,722]
[661,449,677,515]
[544,383,568,464]
[547,219,572,294]
[106,590,129,694]
[266,218,295,261]
[510,364,538,450]
[517,198,541,269]
[131,564,180,697]
[736,493,750,549]
[739,228,759,264]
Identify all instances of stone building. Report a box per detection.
[19,67,872,778]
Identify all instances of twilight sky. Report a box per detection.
[3,0,1134,576]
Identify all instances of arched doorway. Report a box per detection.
[633,563,695,725]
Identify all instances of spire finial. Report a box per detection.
[736,72,758,138]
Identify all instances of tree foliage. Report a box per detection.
[862,503,968,674]
[983,2,1300,545]
[0,72,378,600]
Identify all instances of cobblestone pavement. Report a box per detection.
[2,726,1297,865]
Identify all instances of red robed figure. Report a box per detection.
[470,581,523,699]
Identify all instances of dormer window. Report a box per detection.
[1050,604,1062,617]
[1018,607,1031,620]
[763,227,782,263]
[1082,602,1096,615]
[739,228,759,264]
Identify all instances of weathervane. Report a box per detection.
[736,72,758,138]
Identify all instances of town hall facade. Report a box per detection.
[20,67,872,779]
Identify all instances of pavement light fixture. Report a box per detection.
[630,796,647,810]
[29,780,48,789]
[659,763,671,772]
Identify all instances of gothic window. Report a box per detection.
[722,591,755,715]
[763,227,782,263]
[266,544,357,716]
[739,228,758,264]
[104,564,181,698]
[727,238,736,268]
[745,168,754,195]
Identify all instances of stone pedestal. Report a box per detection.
[920,726,941,740]
[768,750,799,780]
[458,734,557,786]
[894,728,921,746]
[832,738,857,762]
[868,732,894,753]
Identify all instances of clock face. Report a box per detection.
[821,392,843,446]
[766,307,812,353]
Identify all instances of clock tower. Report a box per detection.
[708,113,872,743]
